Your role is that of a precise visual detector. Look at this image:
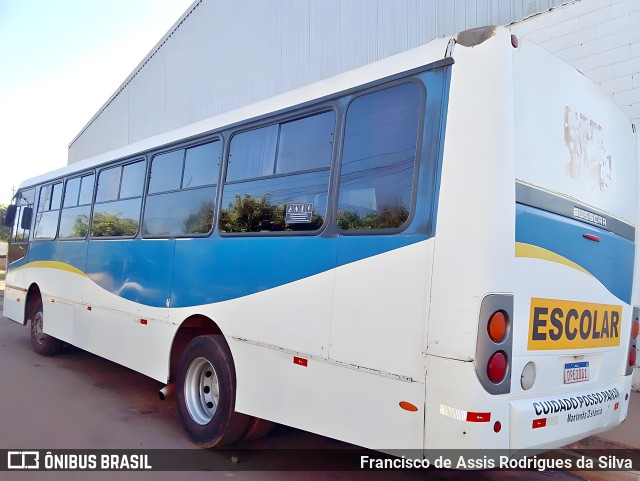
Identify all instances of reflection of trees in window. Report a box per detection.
[337,196,409,230]
[337,82,420,231]
[91,212,138,237]
[220,193,323,233]
[59,206,92,239]
[92,161,144,238]
[220,111,333,234]
[143,187,216,237]
[59,173,95,239]
[143,142,219,238]
[70,214,90,238]
[184,201,215,235]
[34,182,63,239]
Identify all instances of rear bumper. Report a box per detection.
[424,355,632,450]
[509,376,631,450]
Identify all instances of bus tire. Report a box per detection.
[29,297,64,356]
[241,417,275,442]
[176,334,249,447]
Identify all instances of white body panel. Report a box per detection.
[427,28,516,361]
[329,240,433,380]
[514,38,637,223]
[228,338,425,451]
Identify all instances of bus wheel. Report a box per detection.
[29,297,63,356]
[176,335,249,447]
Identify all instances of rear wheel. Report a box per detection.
[176,335,250,447]
[29,297,64,356]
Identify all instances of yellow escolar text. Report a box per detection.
[528,298,622,350]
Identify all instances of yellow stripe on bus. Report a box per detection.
[515,242,592,278]
[13,261,89,278]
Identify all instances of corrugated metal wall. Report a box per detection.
[68,0,574,163]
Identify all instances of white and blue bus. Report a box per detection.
[3,26,638,452]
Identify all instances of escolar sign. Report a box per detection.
[528,298,622,350]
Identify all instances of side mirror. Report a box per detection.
[20,207,32,230]
[4,205,17,227]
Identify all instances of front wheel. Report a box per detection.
[176,335,249,447]
[29,297,64,356]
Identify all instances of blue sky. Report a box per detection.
[0,0,193,205]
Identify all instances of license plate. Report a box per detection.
[564,361,589,384]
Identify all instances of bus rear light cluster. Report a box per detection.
[485,309,510,384]
[626,307,639,375]
[475,295,513,395]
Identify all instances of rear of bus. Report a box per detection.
[510,32,637,449]
[424,27,636,451]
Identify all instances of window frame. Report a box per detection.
[58,171,96,241]
[90,158,146,239]
[142,138,222,239]
[219,103,339,237]
[33,181,64,240]
[10,187,35,244]
[334,78,426,236]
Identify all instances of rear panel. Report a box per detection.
[510,37,636,447]
[424,29,636,451]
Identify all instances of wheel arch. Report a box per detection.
[168,315,233,384]
[24,283,42,324]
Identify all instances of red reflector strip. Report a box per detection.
[87,306,92,311]
[532,418,547,429]
[615,402,619,410]
[293,356,308,367]
[466,412,491,422]
[140,319,148,325]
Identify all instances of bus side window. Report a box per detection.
[92,161,145,238]
[59,173,95,239]
[34,182,63,239]
[337,82,421,232]
[142,141,220,237]
[219,110,335,233]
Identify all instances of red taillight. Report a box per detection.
[583,233,601,242]
[633,319,639,339]
[487,351,508,383]
[488,311,508,343]
[629,346,637,367]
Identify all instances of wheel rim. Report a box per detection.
[184,357,220,425]
[31,310,46,345]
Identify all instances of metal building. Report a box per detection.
[68,0,640,164]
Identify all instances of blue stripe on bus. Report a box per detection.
[24,235,427,308]
[515,203,634,304]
